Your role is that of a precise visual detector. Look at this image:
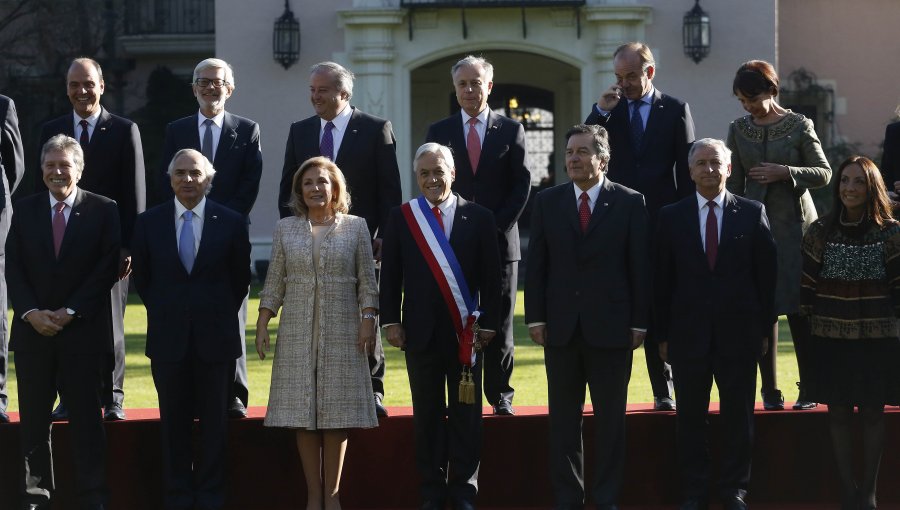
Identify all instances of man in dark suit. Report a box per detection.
[585,41,695,410]
[38,57,146,421]
[655,138,777,510]
[380,143,501,510]
[425,55,530,416]
[132,149,250,510]
[8,134,120,510]
[279,61,401,417]
[525,124,650,510]
[0,94,24,424]
[158,57,262,418]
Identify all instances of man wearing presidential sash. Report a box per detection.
[380,142,501,510]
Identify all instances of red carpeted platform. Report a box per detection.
[0,404,899,509]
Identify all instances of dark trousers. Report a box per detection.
[152,356,232,510]
[545,326,633,507]
[405,337,482,506]
[673,353,757,502]
[16,347,108,509]
[483,261,516,406]
[643,331,675,399]
[232,292,249,406]
[370,267,385,397]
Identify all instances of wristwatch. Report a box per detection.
[362,312,377,320]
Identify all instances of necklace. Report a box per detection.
[309,215,335,226]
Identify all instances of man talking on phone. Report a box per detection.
[585,41,695,412]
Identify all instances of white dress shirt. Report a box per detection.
[696,191,725,252]
[73,110,101,142]
[461,108,489,146]
[428,193,458,239]
[572,177,604,212]
[174,197,206,256]
[48,189,77,223]
[594,85,655,129]
[198,110,225,161]
[320,104,353,158]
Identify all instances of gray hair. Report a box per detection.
[41,134,85,173]
[310,61,354,99]
[414,142,455,173]
[688,138,732,165]
[613,42,655,72]
[451,55,494,83]
[565,124,611,162]
[193,58,235,88]
[167,148,217,194]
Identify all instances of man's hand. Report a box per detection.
[372,238,383,262]
[385,324,406,349]
[528,325,546,346]
[25,310,64,337]
[597,85,622,112]
[761,337,770,357]
[630,329,646,350]
[658,341,669,363]
[478,329,496,346]
[118,251,133,280]
[49,308,74,328]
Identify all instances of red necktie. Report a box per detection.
[705,201,718,269]
[467,117,481,174]
[432,206,445,236]
[79,119,89,147]
[53,201,67,257]
[579,192,591,233]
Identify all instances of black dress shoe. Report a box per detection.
[227,397,248,418]
[653,396,676,411]
[762,389,784,410]
[104,402,126,421]
[792,381,818,410]
[374,393,389,418]
[50,403,68,421]
[493,399,515,415]
[722,494,748,510]
[0,410,9,423]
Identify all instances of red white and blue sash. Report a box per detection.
[401,195,480,367]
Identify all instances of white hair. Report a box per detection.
[414,142,455,172]
[193,58,235,88]
[451,55,494,83]
[689,138,732,165]
[310,61,354,99]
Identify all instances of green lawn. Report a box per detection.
[4,286,801,411]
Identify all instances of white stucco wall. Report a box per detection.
[215,0,776,248]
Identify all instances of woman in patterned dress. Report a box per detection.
[726,60,832,410]
[800,156,900,510]
[256,157,379,510]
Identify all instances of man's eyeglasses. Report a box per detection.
[194,78,228,88]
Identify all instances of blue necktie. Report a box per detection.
[320,121,335,160]
[201,119,214,162]
[179,210,195,273]
[630,100,644,149]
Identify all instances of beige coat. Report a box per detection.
[726,111,831,315]
[260,214,379,429]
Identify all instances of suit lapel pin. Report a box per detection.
[212,215,218,220]
[603,203,609,207]
[352,129,358,134]
[74,212,80,216]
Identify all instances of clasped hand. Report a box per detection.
[27,308,73,337]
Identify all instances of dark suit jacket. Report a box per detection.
[585,89,694,224]
[881,120,900,190]
[279,107,402,239]
[6,189,120,355]
[157,111,263,216]
[425,111,530,263]
[524,178,650,348]
[654,191,777,362]
[0,95,24,209]
[380,195,501,352]
[131,198,250,363]
[38,106,145,248]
